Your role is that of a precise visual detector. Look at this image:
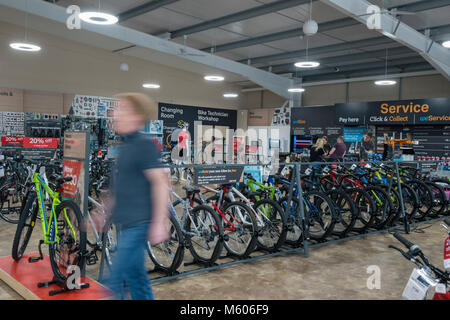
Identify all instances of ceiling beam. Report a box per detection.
[271,46,415,73]
[169,0,314,39]
[203,0,450,53]
[118,0,180,22]
[242,23,450,66]
[303,63,432,82]
[321,0,450,80]
[298,56,427,77]
[0,0,295,99]
[203,17,358,53]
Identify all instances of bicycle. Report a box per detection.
[390,224,450,300]
[11,162,87,283]
[148,187,224,274]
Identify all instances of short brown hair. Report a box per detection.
[114,92,158,121]
[338,136,345,142]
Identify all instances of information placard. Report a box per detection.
[193,166,244,186]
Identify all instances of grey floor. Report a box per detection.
[0,214,447,300]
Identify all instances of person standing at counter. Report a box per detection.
[310,138,328,163]
[329,136,347,162]
[322,136,332,154]
[383,134,394,161]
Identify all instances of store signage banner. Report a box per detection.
[336,98,450,125]
[158,102,237,149]
[291,106,343,143]
[1,136,24,146]
[23,137,58,149]
[193,166,244,185]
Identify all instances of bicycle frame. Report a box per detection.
[33,172,76,245]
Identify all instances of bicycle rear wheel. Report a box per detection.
[147,214,184,274]
[425,182,446,218]
[185,205,224,264]
[12,191,38,260]
[48,200,87,283]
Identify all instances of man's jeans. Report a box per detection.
[108,222,154,300]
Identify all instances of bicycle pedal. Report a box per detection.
[86,253,98,266]
[28,256,43,263]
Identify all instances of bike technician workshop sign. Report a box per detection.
[158,102,237,149]
[335,98,450,125]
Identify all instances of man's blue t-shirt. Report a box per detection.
[111,131,161,228]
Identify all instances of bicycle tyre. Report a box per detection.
[48,200,87,283]
[11,191,38,260]
[253,199,287,252]
[185,204,224,264]
[327,189,358,238]
[147,213,184,274]
[279,196,304,247]
[346,188,376,233]
[221,201,258,258]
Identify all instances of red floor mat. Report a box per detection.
[0,253,114,300]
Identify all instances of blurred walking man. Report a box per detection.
[109,92,169,300]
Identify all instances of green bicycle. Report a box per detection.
[12,163,87,283]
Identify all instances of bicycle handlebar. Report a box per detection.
[393,232,415,250]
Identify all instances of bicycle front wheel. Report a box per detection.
[253,199,287,252]
[49,200,87,283]
[12,191,38,260]
[185,205,224,264]
[221,201,258,258]
[147,213,184,274]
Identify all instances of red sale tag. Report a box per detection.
[444,236,450,270]
[62,160,82,199]
[23,137,58,149]
[1,136,24,146]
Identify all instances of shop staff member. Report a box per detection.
[382,134,394,161]
[108,92,170,300]
[360,133,375,160]
[322,136,332,154]
[329,136,347,162]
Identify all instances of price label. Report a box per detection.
[444,235,450,270]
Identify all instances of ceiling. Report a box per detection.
[32,0,450,86]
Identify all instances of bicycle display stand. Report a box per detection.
[0,253,113,300]
[96,161,448,285]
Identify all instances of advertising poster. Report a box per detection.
[62,160,82,199]
[158,102,237,151]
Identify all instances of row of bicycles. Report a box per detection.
[2,153,449,282]
[147,161,450,275]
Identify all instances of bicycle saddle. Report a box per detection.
[183,185,200,193]
[49,174,72,184]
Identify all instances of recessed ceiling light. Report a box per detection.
[204,75,225,81]
[223,93,238,98]
[375,80,397,86]
[288,88,305,93]
[294,61,320,68]
[143,83,160,89]
[79,12,118,25]
[9,42,41,52]
[443,40,450,48]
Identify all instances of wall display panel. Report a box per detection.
[70,95,118,118]
[291,106,343,145]
[0,112,24,135]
